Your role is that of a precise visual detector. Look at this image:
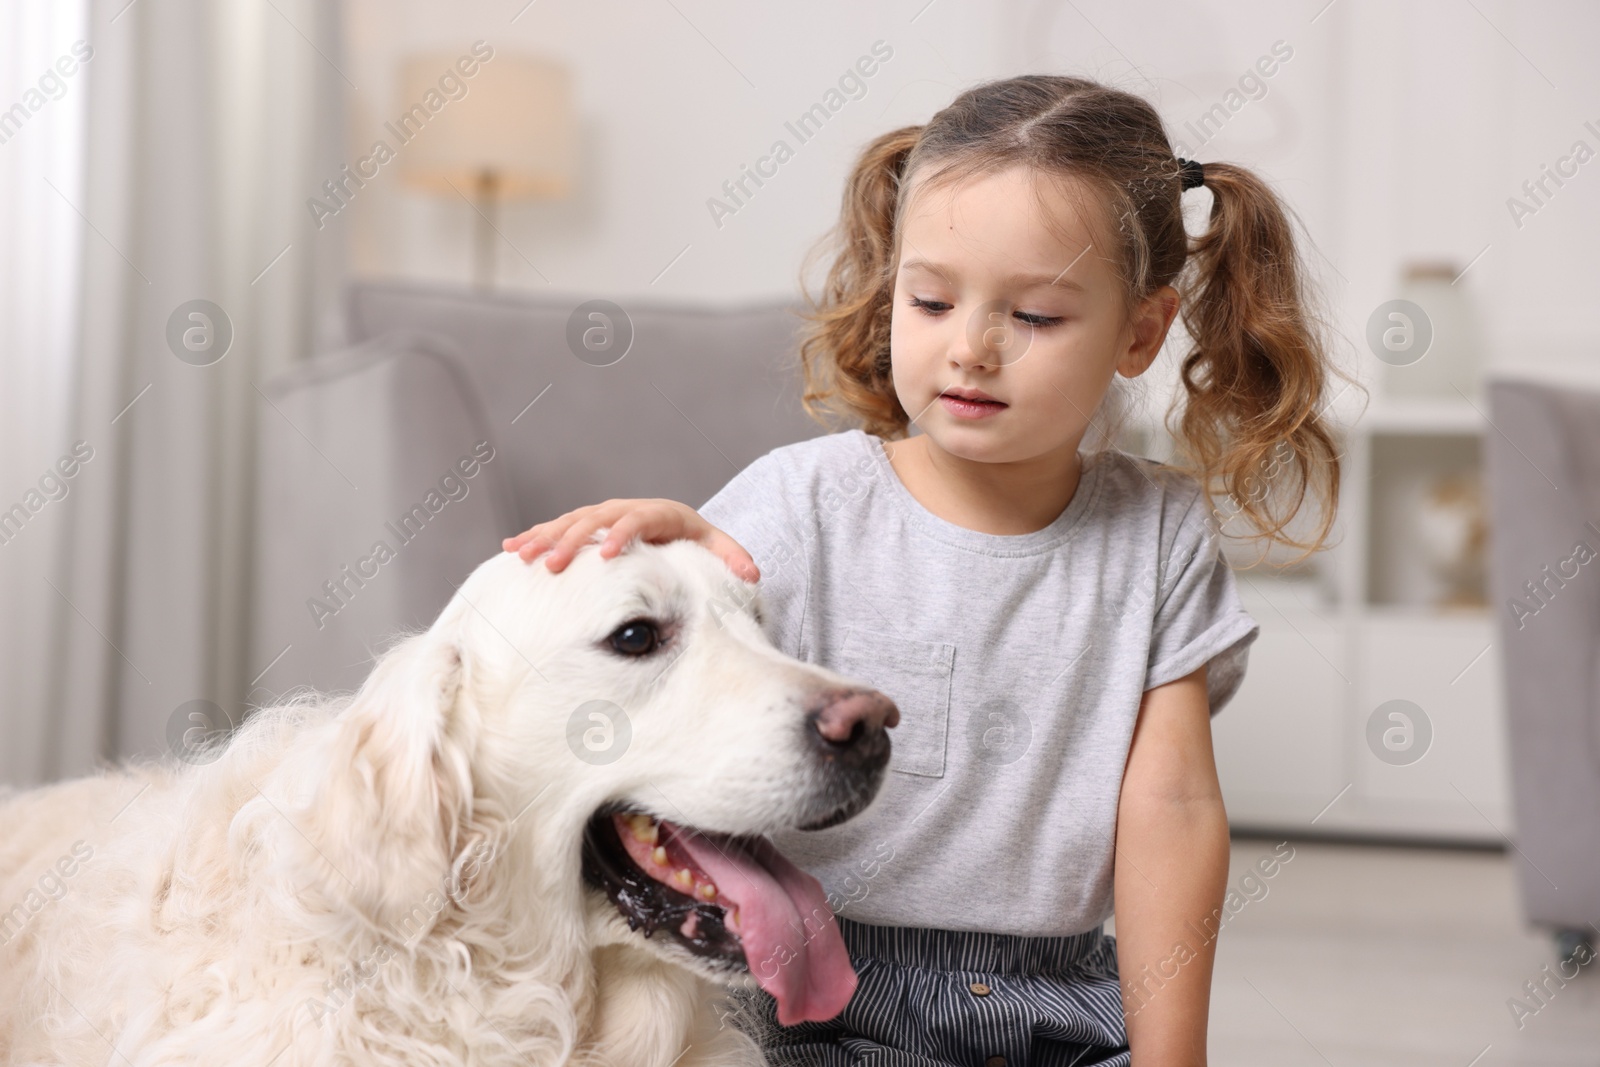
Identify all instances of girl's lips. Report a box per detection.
[939,393,1007,419]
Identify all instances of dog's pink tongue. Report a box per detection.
[670,828,857,1025]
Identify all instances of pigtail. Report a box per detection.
[796,125,923,439]
[1174,161,1347,564]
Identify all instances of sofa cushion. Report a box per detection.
[344,280,828,525]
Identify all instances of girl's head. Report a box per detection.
[797,74,1346,559]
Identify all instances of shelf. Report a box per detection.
[1363,434,1485,608]
[1209,392,1512,844]
[1122,391,1487,441]
[1346,396,1484,435]
[1232,573,1339,620]
[1360,603,1492,621]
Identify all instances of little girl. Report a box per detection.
[505,74,1341,1067]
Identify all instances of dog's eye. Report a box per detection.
[608,619,662,657]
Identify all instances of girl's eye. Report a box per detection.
[908,296,1064,329]
[1015,311,1065,328]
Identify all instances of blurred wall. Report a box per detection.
[338,0,1600,397]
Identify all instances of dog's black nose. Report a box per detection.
[807,687,898,764]
[798,687,900,830]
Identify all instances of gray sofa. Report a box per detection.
[250,280,823,699]
[1484,372,1600,952]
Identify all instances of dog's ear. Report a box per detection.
[304,626,497,935]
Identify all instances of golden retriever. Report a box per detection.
[0,540,897,1065]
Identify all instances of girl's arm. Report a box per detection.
[1113,664,1230,1067]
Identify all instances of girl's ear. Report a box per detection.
[1117,284,1181,379]
[300,626,494,935]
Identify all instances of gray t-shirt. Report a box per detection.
[697,428,1259,937]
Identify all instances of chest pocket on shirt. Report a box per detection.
[834,626,955,779]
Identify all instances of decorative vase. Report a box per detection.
[1383,261,1487,401]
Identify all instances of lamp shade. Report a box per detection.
[395,51,575,200]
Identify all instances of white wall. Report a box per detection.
[340,0,1001,303]
[338,0,1600,396]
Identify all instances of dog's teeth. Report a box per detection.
[651,846,668,866]
[627,813,659,844]
[697,883,717,900]
[673,868,694,889]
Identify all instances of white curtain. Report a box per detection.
[1,0,346,787]
[0,0,90,786]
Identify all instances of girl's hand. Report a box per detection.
[501,498,760,582]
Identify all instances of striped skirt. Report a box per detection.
[729,916,1130,1066]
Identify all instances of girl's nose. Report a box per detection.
[959,300,1031,369]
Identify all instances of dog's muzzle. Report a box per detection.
[580,685,899,1026]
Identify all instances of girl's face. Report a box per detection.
[888,165,1177,467]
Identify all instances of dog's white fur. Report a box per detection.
[0,540,867,1066]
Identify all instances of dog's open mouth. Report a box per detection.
[582,808,857,1025]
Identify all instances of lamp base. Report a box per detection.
[472,170,499,290]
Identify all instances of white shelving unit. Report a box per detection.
[1124,396,1514,845]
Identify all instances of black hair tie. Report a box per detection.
[1177,157,1206,191]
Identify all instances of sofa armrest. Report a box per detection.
[1485,375,1600,930]
[251,331,518,699]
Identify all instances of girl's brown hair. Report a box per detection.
[795,74,1349,562]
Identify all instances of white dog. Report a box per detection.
[0,539,898,1066]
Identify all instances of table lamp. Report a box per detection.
[396,51,575,288]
